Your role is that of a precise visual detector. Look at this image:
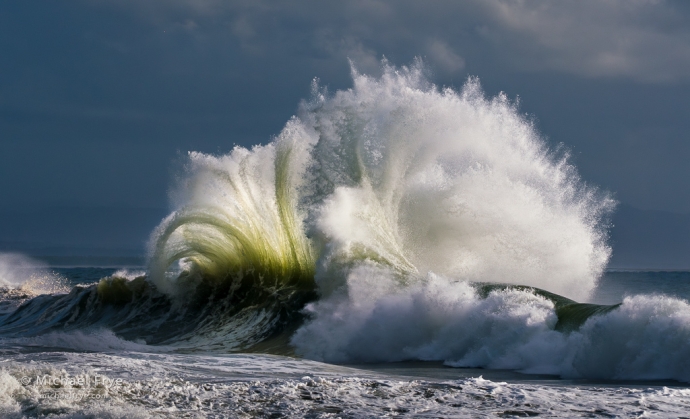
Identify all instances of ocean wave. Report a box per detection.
[2,61,688,382]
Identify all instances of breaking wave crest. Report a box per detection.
[3,61,690,382]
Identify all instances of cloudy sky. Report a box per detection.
[2,1,690,266]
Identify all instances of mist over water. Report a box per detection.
[0,253,67,295]
[0,253,48,289]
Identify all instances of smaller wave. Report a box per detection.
[292,268,690,382]
[0,253,68,294]
[0,253,69,316]
[0,269,315,353]
[0,253,45,289]
[111,269,147,281]
[0,329,157,353]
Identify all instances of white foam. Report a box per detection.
[0,352,688,418]
[0,253,46,289]
[0,253,68,296]
[293,270,564,367]
[293,268,690,382]
[565,295,690,381]
[110,269,146,281]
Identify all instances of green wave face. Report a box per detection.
[473,282,621,332]
[148,123,317,295]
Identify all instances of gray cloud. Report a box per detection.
[483,0,690,82]
[86,0,690,83]
[427,40,466,74]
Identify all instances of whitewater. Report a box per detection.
[1,62,690,417]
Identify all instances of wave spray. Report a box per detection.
[151,61,612,299]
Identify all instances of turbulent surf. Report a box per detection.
[3,61,690,384]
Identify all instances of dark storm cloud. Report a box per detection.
[85,0,690,82]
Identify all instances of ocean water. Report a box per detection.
[1,62,690,417]
[0,268,689,418]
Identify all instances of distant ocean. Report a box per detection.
[1,63,689,417]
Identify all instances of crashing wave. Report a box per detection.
[4,61,689,382]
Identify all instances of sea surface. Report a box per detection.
[0,268,689,418]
